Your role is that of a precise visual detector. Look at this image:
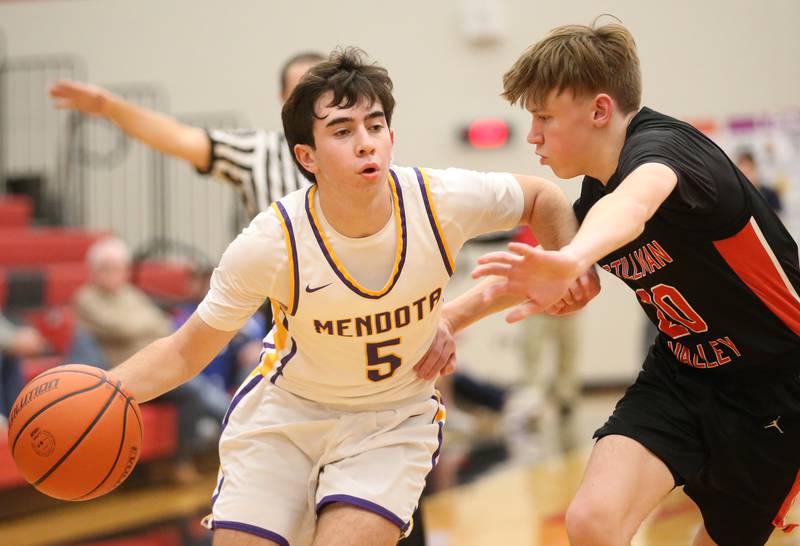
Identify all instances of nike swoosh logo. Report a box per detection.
[305,282,332,293]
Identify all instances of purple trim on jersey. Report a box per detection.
[430,394,445,468]
[211,474,225,507]
[304,173,408,299]
[414,167,454,276]
[210,520,289,546]
[431,420,444,469]
[221,374,263,432]
[270,338,297,384]
[275,201,300,316]
[263,341,275,349]
[317,494,408,531]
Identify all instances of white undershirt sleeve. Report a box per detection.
[425,167,524,249]
[197,209,290,332]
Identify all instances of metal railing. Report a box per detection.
[0,54,86,223]
[68,83,167,249]
[0,51,248,264]
[162,111,248,261]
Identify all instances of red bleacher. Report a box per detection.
[0,194,192,495]
[0,403,178,490]
[0,196,33,228]
[0,227,106,267]
[0,261,191,309]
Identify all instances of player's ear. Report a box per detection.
[294,144,318,175]
[390,129,395,144]
[592,94,613,127]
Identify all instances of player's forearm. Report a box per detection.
[562,192,649,272]
[111,314,238,403]
[442,276,525,334]
[520,177,578,250]
[100,93,210,170]
[110,335,199,403]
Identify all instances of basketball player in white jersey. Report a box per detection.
[109,48,598,546]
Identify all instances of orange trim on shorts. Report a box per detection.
[773,468,800,532]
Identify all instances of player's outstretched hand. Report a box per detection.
[49,79,109,116]
[471,242,583,323]
[413,317,456,380]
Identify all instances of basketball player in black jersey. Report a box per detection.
[473,20,800,546]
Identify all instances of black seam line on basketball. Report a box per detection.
[113,387,142,433]
[74,382,129,500]
[126,394,143,435]
[34,381,122,487]
[11,377,106,456]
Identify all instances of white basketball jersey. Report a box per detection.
[258,166,457,406]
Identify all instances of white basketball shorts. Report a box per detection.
[202,373,445,545]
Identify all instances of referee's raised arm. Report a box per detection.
[49,79,211,171]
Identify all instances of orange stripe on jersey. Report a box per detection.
[256,300,289,377]
[714,217,800,337]
[432,389,447,423]
[773,468,800,532]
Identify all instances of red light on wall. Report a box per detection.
[463,118,511,149]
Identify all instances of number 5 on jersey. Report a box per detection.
[366,339,402,381]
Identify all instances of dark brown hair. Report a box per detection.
[502,19,641,113]
[282,47,395,182]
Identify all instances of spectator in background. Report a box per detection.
[512,226,580,417]
[735,149,783,213]
[0,312,47,423]
[172,265,265,393]
[74,237,230,480]
[74,237,173,366]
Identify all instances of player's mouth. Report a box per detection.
[358,163,380,179]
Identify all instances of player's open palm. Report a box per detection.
[472,242,582,322]
[49,79,108,116]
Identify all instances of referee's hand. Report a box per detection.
[49,79,110,117]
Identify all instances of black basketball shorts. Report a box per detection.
[594,346,800,546]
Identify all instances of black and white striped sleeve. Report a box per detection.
[198,128,310,217]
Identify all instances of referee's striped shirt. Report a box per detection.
[199,128,310,218]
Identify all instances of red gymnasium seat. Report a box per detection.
[20,355,65,383]
[134,261,192,301]
[0,434,25,489]
[0,196,33,228]
[44,263,90,306]
[0,228,106,266]
[0,268,6,307]
[24,306,78,355]
[140,403,178,460]
[0,404,178,491]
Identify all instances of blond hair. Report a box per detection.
[503,20,641,113]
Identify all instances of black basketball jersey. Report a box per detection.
[574,107,800,375]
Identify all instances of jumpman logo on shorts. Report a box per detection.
[764,416,784,434]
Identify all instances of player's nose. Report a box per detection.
[527,125,543,146]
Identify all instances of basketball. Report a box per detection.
[6,364,143,501]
